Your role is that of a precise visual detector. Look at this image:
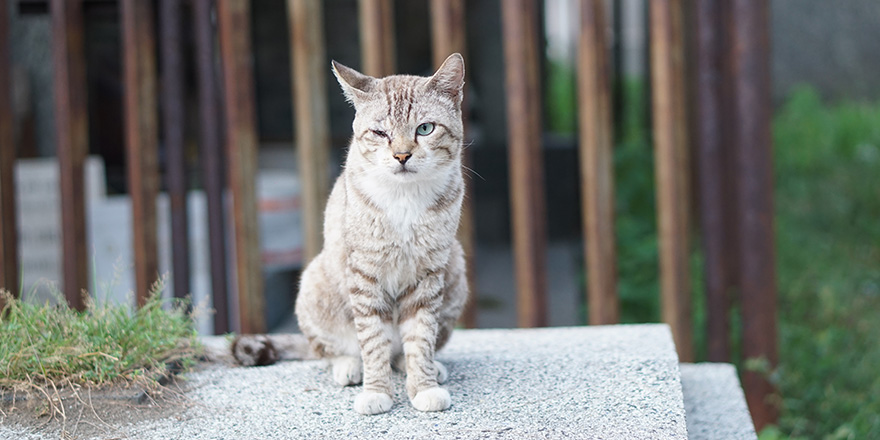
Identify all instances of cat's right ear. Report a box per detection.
[332,61,376,105]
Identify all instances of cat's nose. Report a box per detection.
[393,152,412,164]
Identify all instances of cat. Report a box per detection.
[232,53,468,415]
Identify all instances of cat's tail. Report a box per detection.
[231,333,318,366]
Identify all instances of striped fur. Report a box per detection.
[232,54,468,415]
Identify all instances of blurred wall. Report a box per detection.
[772,0,880,103]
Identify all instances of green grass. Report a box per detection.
[762,87,880,439]
[0,278,200,396]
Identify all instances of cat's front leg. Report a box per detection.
[399,271,451,412]
[348,267,395,415]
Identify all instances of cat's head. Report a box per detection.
[332,54,465,182]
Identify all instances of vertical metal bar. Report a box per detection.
[193,0,229,333]
[611,0,623,138]
[160,0,190,301]
[217,0,265,334]
[501,0,547,328]
[51,0,89,310]
[0,0,19,299]
[649,0,693,361]
[693,0,730,362]
[121,0,160,308]
[288,0,330,264]
[430,0,477,328]
[358,0,396,77]
[729,0,778,429]
[577,0,618,325]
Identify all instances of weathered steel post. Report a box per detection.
[650,0,694,362]
[193,0,230,333]
[729,0,779,429]
[577,0,619,325]
[160,0,191,302]
[0,0,19,299]
[501,0,548,328]
[51,0,89,310]
[289,0,331,264]
[693,0,732,362]
[217,0,265,333]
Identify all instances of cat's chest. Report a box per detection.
[380,198,430,238]
[361,181,441,241]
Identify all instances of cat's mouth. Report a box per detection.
[393,164,416,175]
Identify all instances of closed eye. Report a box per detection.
[371,129,388,138]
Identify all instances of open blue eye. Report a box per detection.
[416,122,435,136]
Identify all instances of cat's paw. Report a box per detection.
[331,356,362,386]
[434,360,448,384]
[411,387,451,412]
[354,391,393,415]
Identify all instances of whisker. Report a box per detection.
[461,165,486,181]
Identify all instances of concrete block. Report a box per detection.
[680,363,758,440]
[125,324,688,439]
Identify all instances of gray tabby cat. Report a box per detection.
[232,53,468,415]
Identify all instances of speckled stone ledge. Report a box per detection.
[123,324,689,439]
[681,363,758,440]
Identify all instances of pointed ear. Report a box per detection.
[331,60,376,104]
[426,53,465,102]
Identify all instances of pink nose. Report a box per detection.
[393,152,412,164]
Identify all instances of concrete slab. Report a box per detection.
[118,324,687,439]
[680,363,758,440]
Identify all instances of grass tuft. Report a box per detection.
[0,277,200,400]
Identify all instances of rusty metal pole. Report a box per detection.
[649,0,694,362]
[729,0,779,429]
[217,0,265,334]
[193,0,230,334]
[358,0,396,77]
[501,0,548,328]
[51,0,89,310]
[288,0,330,264]
[693,0,730,362]
[160,0,190,301]
[121,0,160,308]
[0,0,19,299]
[577,0,619,325]
[430,0,478,328]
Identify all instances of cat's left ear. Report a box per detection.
[332,60,376,105]
[427,53,465,103]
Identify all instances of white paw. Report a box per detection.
[411,387,451,412]
[354,391,393,415]
[332,357,362,386]
[434,361,448,384]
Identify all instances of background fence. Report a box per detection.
[0,0,777,429]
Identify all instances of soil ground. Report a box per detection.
[0,373,200,440]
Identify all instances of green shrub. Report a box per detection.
[769,86,880,438]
